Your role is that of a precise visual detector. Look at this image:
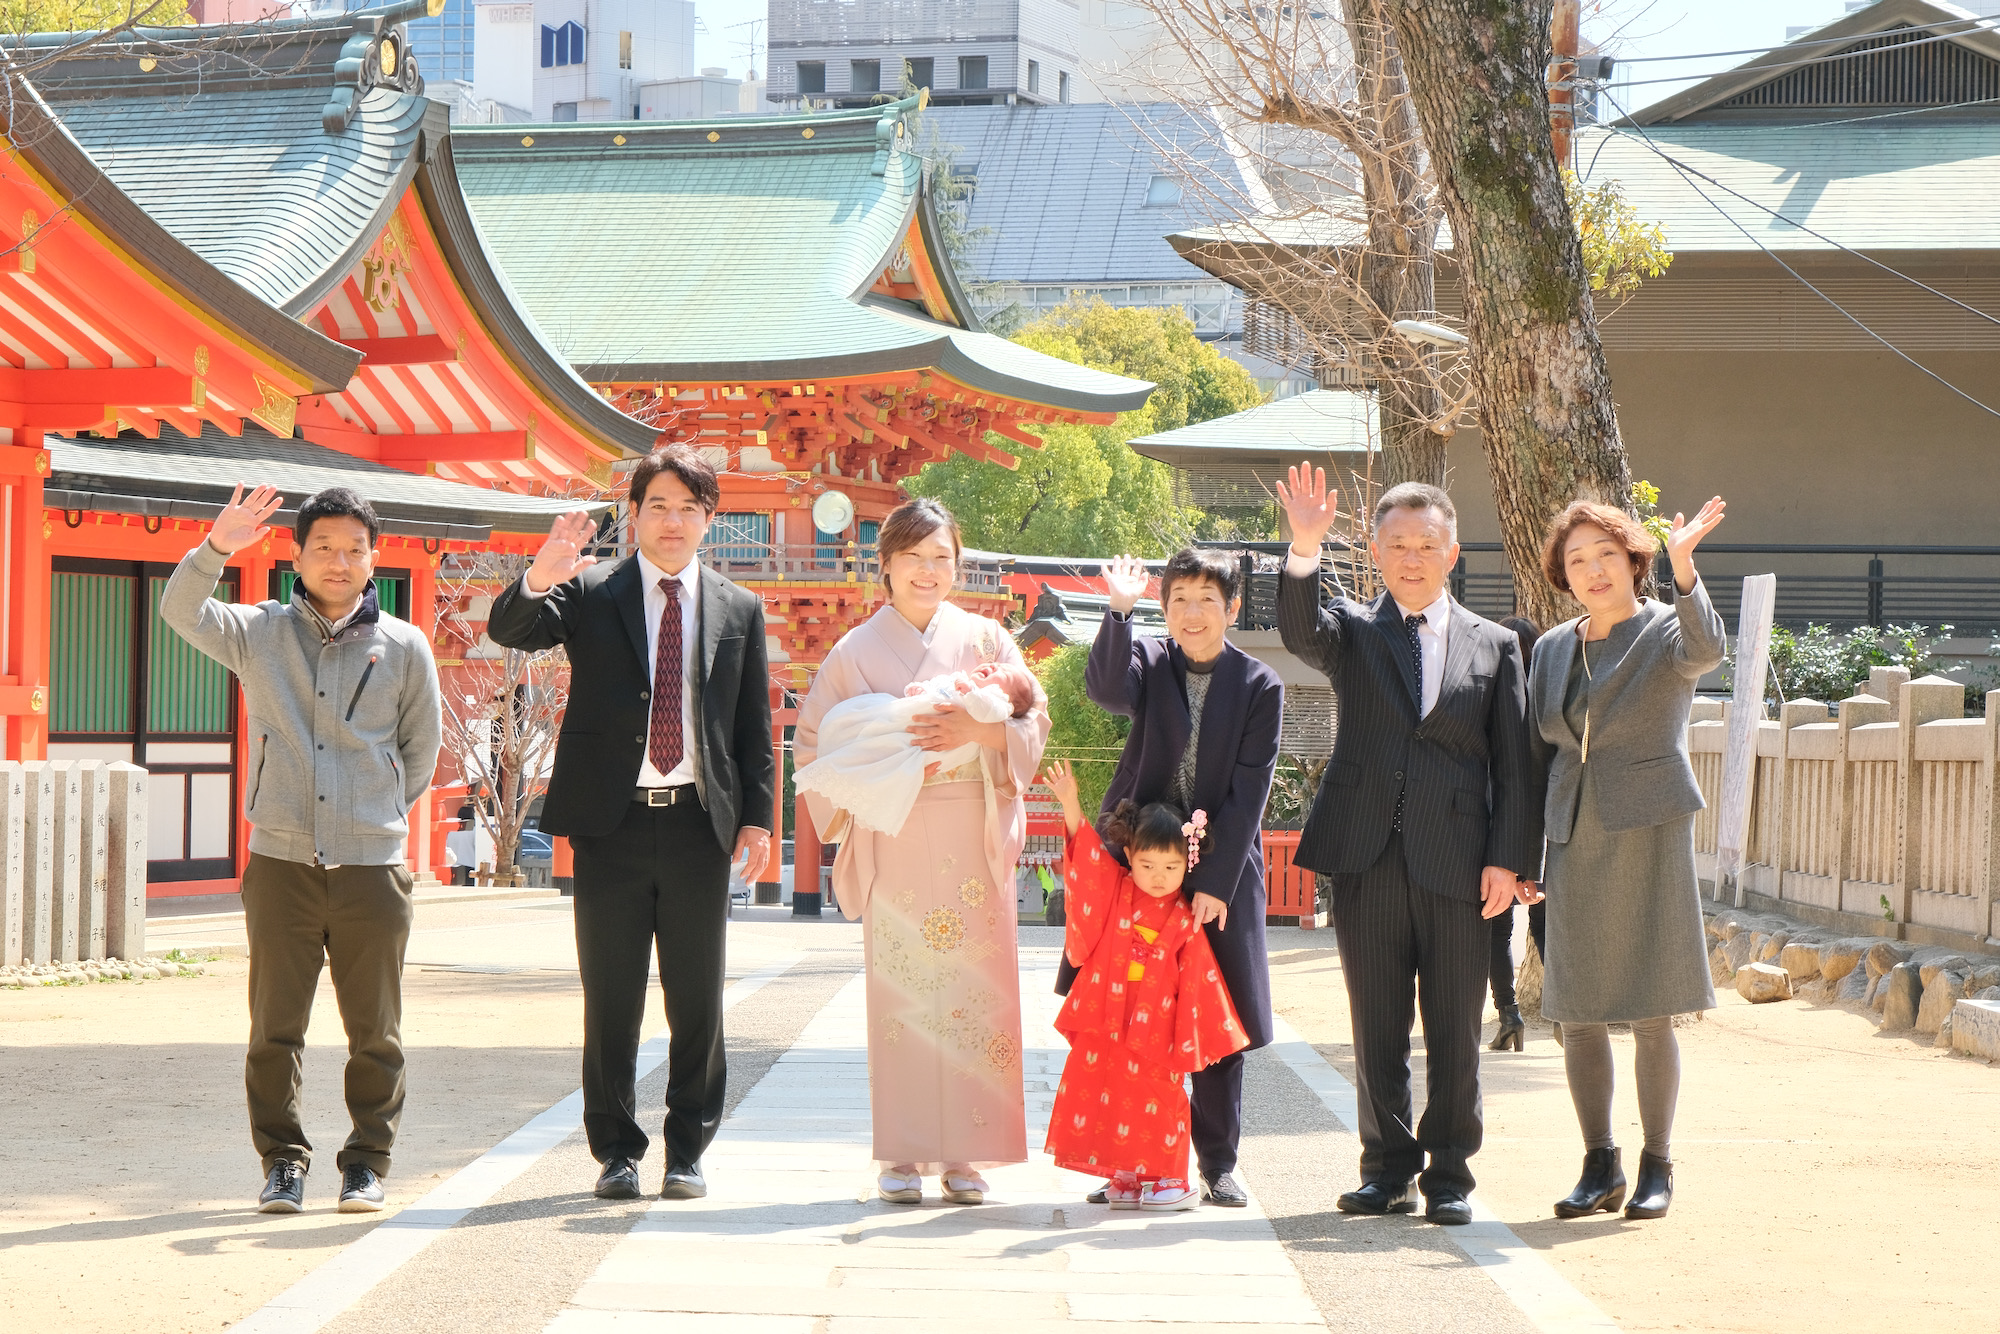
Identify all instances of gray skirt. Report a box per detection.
[1541,778,1717,1024]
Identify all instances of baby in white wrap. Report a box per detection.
[795,661,1039,838]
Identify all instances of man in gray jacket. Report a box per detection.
[162,483,441,1215]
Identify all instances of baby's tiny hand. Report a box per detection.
[904,683,927,697]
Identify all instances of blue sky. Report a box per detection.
[688,1,1865,102]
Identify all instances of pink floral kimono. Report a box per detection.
[796,601,1050,1172]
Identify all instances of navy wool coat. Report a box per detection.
[1053,611,1282,1049]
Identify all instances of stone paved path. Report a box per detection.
[545,947,1323,1333]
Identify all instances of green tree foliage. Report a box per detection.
[1733,623,1999,713]
[1031,642,1129,818]
[906,300,1264,557]
[3,0,188,33]
[1566,170,1673,311]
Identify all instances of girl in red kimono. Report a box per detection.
[1040,761,1250,1210]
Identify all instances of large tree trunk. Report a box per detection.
[1380,0,1629,631]
[1352,5,1448,492]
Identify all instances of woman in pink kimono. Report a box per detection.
[795,498,1050,1206]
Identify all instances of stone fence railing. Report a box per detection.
[1690,667,2000,952]
[2,761,149,968]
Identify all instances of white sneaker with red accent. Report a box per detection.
[1139,1177,1200,1211]
[1105,1172,1142,1209]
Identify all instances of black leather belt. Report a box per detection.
[634,784,699,807]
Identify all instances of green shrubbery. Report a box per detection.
[1736,623,2000,714]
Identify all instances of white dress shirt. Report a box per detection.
[1285,548,1450,716]
[521,552,699,788]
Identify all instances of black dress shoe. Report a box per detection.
[1554,1146,1626,1218]
[1336,1180,1417,1215]
[661,1159,707,1200]
[258,1159,305,1214]
[1084,1186,1109,1205]
[1623,1152,1672,1220]
[594,1157,642,1200]
[1202,1172,1249,1208]
[1424,1193,1473,1226]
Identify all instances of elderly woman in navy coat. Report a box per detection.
[1058,547,1283,1208]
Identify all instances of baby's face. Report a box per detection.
[971,662,1038,717]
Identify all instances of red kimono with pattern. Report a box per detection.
[1043,823,1250,1181]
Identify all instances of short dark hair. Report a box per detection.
[876,497,961,594]
[294,487,380,547]
[1100,798,1201,862]
[1497,615,1542,667]
[1374,482,1457,533]
[1540,500,1655,593]
[1159,547,1240,607]
[629,444,720,513]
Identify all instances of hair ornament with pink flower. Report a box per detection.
[1182,809,1209,868]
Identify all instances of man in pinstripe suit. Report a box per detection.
[1275,465,1545,1226]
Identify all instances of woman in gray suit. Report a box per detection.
[1526,494,1727,1222]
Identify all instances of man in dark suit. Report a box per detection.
[487,445,774,1202]
[1063,547,1282,1208]
[1274,465,1543,1226]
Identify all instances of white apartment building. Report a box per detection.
[474,0,695,121]
[767,0,1098,108]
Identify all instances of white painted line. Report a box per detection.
[1265,1013,1621,1334]
[231,954,804,1334]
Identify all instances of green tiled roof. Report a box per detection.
[1171,122,2000,259]
[49,425,599,541]
[55,86,426,314]
[1572,122,2000,252]
[1129,390,1376,465]
[452,107,1153,415]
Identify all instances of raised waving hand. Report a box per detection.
[525,510,603,594]
[1102,554,1150,615]
[1274,462,1339,556]
[208,483,285,556]
[1666,495,1726,592]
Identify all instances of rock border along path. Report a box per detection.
[545,949,1324,1333]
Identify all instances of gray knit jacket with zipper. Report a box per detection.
[160,540,442,868]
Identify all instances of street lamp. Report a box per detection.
[1391,319,1468,349]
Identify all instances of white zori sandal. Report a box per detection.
[1139,1177,1200,1211]
[878,1167,922,1204]
[940,1167,989,1205]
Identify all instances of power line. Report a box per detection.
[1610,15,2000,63]
[1595,87,2000,425]
[1605,23,2000,91]
[1581,124,2000,335]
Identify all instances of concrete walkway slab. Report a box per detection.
[548,952,1325,1331]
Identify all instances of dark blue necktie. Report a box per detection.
[1394,613,1424,830]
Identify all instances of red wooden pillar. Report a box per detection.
[552,835,573,894]
[763,701,790,904]
[407,552,440,879]
[229,537,278,891]
[2,434,50,761]
[791,794,822,916]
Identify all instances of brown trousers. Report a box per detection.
[241,853,414,1176]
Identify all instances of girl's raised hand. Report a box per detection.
[1040,760,1082,833]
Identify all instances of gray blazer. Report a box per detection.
[1530,580,1726,843]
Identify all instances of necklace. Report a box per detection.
[1576,621,1597,764]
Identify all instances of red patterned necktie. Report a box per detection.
[649,577,683,775]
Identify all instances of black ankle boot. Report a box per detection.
[1488,1004,1525,1052]
[1624,1152,1673,1219]
[1553,1147,1625,1218]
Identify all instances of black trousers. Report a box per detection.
[1190,1051,1245,1179]
[1327,832,1488,1199]
[570,799,732,1167]
[1487,901,1548,1011]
